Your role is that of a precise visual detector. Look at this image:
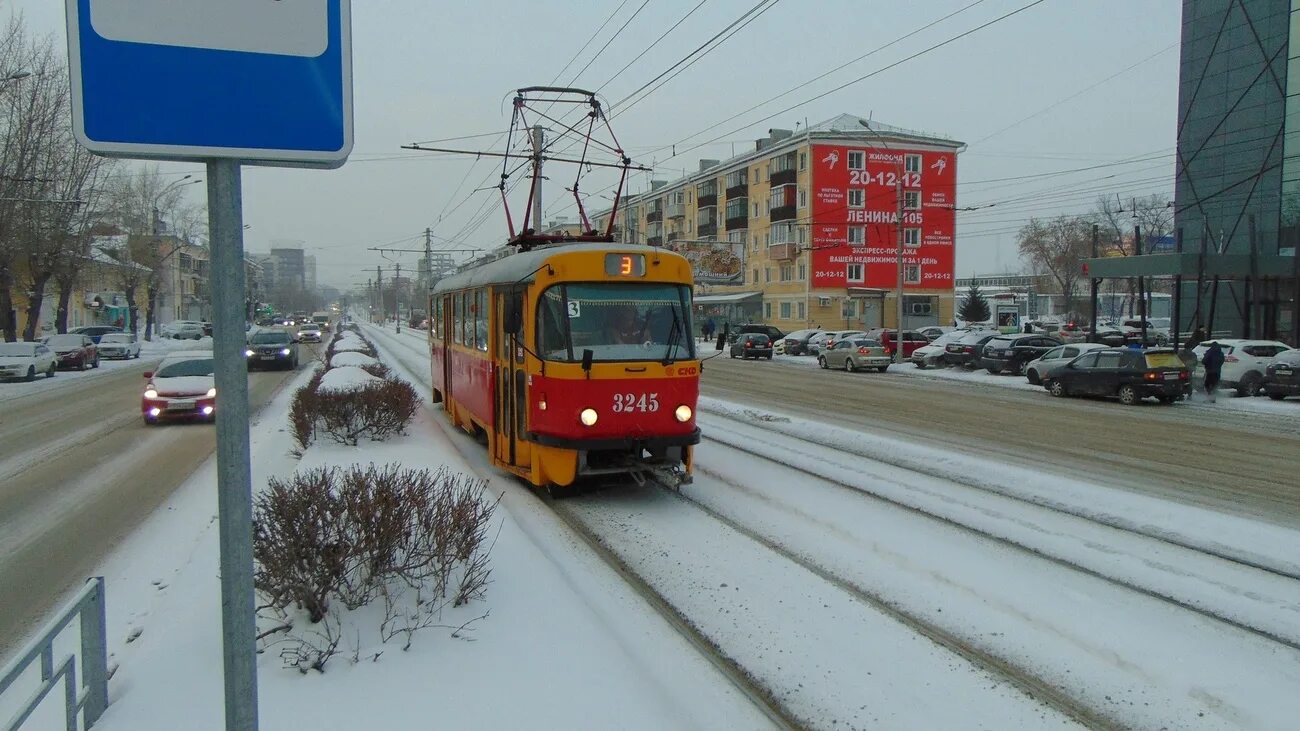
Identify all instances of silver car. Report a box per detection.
[97,332,141,359]
[818,337,891,373]
[807,329,866,356]
[1025,342,1107,385]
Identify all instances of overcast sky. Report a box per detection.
[12,0,1180,289]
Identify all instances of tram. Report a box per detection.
[428,243,700,490]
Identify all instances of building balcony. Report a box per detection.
[697,194,717,208]
[725,183,748,199]
[769,168,796,187]
[698,222,717,238]
[769,243,798,261]
[725,215,748,231]
[667,203,685,219]
[770,204,796,222]
[666,232,681,243]
[647,235,663,246]
[646,210,663,223]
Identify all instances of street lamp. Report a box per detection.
[1,70,32,84]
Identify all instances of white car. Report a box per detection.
[910,331,967,368]
[97,332,141,359]
[917,325,955,341]
[806,330,867,356]
[142,350,217,424]
[0,341,57,381]
[1024,342,1107,385]
[1192,339,1293,396]
[162,321,206,340]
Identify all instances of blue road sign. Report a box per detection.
[66,0,352,168]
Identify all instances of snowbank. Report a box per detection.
[328,351,378,368]
[316,365,382,393]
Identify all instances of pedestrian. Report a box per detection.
[1188,326,1207,350]
[1023,321,1033,334]
[1202,341,1225,403]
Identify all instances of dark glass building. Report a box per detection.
[1089,0,1299,345]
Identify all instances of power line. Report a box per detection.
[594,0,711,93]
[565,0,655,88]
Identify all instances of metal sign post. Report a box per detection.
[66,3,353,729]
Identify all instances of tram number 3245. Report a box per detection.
[612,392,660,413]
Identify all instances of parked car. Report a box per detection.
[245,329,300,370]
[162,320,206,340]
[142,351,217,425]
[806,330,867,355]
[43,333,99,370]
[980,333,1064,375]
[1263,349,1300,401]
[866,329,931,359]
[1043,347,1190,405]
[1024,342,1107,385]
[0,341,57,381]
[819,337,891,372]
[297,323,323,343]
[779,328,822,356]
[916,325,955,341]
[910,331,967,369]
[96,332,141,359]
[1191,339,1293,396]
[728,332,773,360]
[727,323,784,344]
[201,321,214,337]
[943,331,1000,369]
[69,325,123,344]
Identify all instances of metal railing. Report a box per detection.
[1,578,109,731]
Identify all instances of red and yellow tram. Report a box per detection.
[428,243,700,490]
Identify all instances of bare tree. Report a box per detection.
[1017,215,1093,318]
[1093,194,1174,318]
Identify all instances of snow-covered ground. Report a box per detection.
[11,321,1297,730]
[0,336,212,403]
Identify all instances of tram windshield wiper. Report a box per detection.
[661,310,683,365]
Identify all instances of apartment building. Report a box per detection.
[596,114,963,331]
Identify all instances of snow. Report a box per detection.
[329,339,371,353]
[43,323,772,731]
[327,351,377,368]
[150,376,213,396]
[0,335,211,403]
[316,365,381,392]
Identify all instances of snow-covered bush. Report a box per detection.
[290,329,418,450]
[253,464,500,671]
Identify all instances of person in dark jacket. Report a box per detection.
[1202,342,1225,402]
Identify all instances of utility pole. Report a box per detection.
[395,262,402,333]
[376,265,382,326]
[1089,224,1099,342]
[894,174,905,363]
[1136,224,1147,344]
[531,125,544,230]
[424,227,433,298]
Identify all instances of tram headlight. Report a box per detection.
[579,408,598,427]
[674,405,693,423]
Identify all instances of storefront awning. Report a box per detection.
[694,291,762,304]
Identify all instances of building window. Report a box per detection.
[905,264,921,284]
[799,152,807,171]
[848,150,865,170]
[725,169,747,188]
[904,190,920,210]
[797,301,805,319]
[752,268,759,283]
[848,189,865,208]
[798,187,807,208]
[752,202,760,218]
[904,154,921,173]
[843,299,858,318]
[904,227,921,247]
[765,267,771,282]
[797,227,806,244]
[765,232,771,246]
[848,226,865,245]
[797,262,806,280]
[847,263,864,282]
[764,302,772,320]
[780,301,792,319]
[780,264,793,281]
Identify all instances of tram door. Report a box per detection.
[494,289,530,471]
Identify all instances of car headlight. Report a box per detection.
[244,349,254,357]
[579,408,598,426]
[281,348,292,356]
[144,388,158,399]
[675,405,693,423]
[206,387,217,398]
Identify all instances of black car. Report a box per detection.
[245,329,299,370]
[943,331,999,368]
[980,333,1063,375]
[729,333,773,359]
[727,323,784,344]
[69,325,123,344]
[1044,347,1190,405]
[1263,349,1300,401]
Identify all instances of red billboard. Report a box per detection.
[809,144,955,290]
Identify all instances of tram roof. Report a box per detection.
[432,243,673,293]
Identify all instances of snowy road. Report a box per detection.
[0,346,318,662]
[364,323,1300,729]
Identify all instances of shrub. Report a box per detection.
[311,378,420,446]
[289,368,327,452]
[253,464,500,662]
[359,363,391,380]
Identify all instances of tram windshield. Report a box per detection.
[537,282,695,363]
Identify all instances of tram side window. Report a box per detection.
[538,287,568,358]
[474,289,488,352]
[431,297,441,339]
[452,292,463,345]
